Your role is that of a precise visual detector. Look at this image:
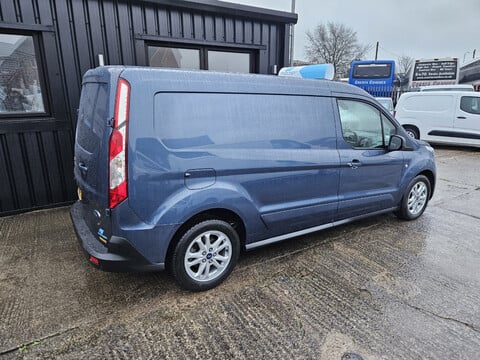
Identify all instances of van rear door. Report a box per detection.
[74,71,112,211]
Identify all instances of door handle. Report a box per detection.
[78,162,88,172]
[457,116,467,119]
[347,159,361,169]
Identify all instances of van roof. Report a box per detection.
[401,90,480,97]
[420,84,474,91]
[86,66,370,98]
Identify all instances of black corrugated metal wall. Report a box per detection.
[0,0,296,215]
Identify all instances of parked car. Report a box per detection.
[395,91,480,147]
[71,66,436,291]
[375,97,394,115]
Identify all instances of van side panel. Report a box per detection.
[128,90,340,244]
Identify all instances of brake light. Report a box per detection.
[89,255,100,266]
[109,78,130,208]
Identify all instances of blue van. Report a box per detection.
[71,66,436,291]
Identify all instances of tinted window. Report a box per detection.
[77,82,109,153]
[0,33,45,114]
[460,96,480,115]
[338,100,394,148]
[155,93,334,149]
[353,64,392,78]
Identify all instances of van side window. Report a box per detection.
[337,99,394,148]
[460,96,480,115]
[382,114,397,145]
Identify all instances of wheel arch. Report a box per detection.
[418,169,435,199]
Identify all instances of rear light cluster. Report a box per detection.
[109,78,130,208]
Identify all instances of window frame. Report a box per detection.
[145,42,257,73]
[0,29,50,119]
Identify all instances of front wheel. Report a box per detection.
[395,175,431,220]
[171,220,240,291]
[404,126,419,139]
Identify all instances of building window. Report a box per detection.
[147,44,254,73]
[148,46,200,70]
[0,33,46,115]
[207,51,251,73]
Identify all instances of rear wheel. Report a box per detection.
[171,220,240,291]
[395,175,431,220]
[404,126,419,139]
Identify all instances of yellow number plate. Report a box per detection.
[77,187,83,201]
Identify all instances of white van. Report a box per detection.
[395,91,480,147]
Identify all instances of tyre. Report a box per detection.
[171,220,240,291]
[404,126,419,139]
[395,175,431,220]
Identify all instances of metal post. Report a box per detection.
[289,0,296,66]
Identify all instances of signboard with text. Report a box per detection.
[411,59,459,87]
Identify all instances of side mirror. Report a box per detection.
[388,135,404,151]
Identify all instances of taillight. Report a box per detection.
[109,78,130,208]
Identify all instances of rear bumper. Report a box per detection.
[70,201,165,272]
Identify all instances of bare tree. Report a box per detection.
[397,55,414,75]
[305,22,370,78]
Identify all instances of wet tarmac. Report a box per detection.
[0,146,479,359]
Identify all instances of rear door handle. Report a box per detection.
[347,159,361,169]
[78,162,88,171]
[457,116,467,119]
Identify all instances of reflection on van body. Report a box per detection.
[71,66,436,291]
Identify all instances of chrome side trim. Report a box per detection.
[245,207,398,250]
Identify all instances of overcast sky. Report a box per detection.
[225,0,479,65]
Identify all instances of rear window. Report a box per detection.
[402,95,453,112]
[76,82,109,153]
[154,93,334,149]
[353,64,392,78]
